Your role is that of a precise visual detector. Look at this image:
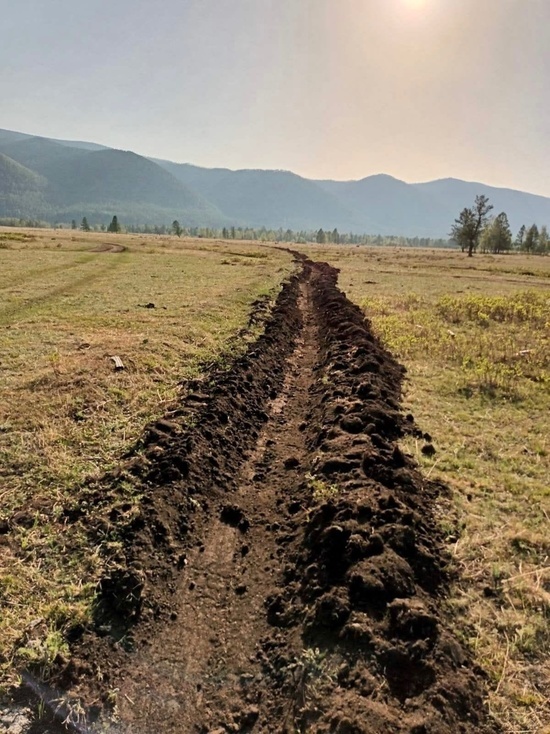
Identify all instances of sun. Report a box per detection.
[403,0,427,8]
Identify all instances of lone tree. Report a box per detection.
[107,215,121,233]
[316,228,326,244]
[451,195,493,256]
[81,217,90,232]
[172,220,183,237]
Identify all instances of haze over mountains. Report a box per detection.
[1,128,549,238]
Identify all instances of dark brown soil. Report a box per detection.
[20,256,500,733]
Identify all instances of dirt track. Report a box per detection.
[90,243,127,253]
[42,255,498,733]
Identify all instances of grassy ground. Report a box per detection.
[2,232,549,732]
[300,245,550,734]
[0,228,293,688]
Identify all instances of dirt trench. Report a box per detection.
[42,257,498,733]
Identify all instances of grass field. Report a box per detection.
[0,228,293,688]
[300,245,550,734]
[1,231,549,732]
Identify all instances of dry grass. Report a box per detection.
[0,228,293,688]
[296,245,550,734]
[2,232,549,731]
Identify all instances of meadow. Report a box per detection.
[0,230,548,732]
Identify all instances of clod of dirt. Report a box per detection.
[341,415,365,433]
[94,567,144,632]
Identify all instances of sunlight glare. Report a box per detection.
[403,0,427,9]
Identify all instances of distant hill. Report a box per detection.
[0,129,36,148]
[0,137,89,179]
[412,178,550,236]
[0,153,48,218]
[153,160,233,197]
[1,126,550,236]
[317,175,440,236]
[0,132,226,226]
[43,148,226,225]
[154,161,363,230]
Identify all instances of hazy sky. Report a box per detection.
[2,0,550,194]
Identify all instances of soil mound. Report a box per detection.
[251,259,496,733]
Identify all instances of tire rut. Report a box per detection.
[115,280,320,733]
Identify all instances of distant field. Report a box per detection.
[300,245,550,733]
[0,228,293,687]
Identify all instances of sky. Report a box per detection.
[2,0,550,195]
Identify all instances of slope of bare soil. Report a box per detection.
[16,256,499,733]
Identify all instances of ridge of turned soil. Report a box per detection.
[22,256,499,733]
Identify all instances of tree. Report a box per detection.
[332,228,340,244]
[523,224,539,253]
[71,219,77,230]
[81,217,90,232]
[480,212,512,253]
[450,207,477,254]
[172,219,183,237]
[316,228,326,244]
[536,225,549,254]
[222,227,229,239]
[450,195,493,256]
[515,224,526,251]
[107,215,121,233]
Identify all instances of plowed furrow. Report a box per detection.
[18,257,499,734]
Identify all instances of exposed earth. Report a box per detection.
[8,254,499,733]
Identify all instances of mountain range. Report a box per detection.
[1,127,549,238]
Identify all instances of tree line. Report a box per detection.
[72,216,120,233]
[3,208,548,254]
[163,221,450,248]
[451,195,549,256]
